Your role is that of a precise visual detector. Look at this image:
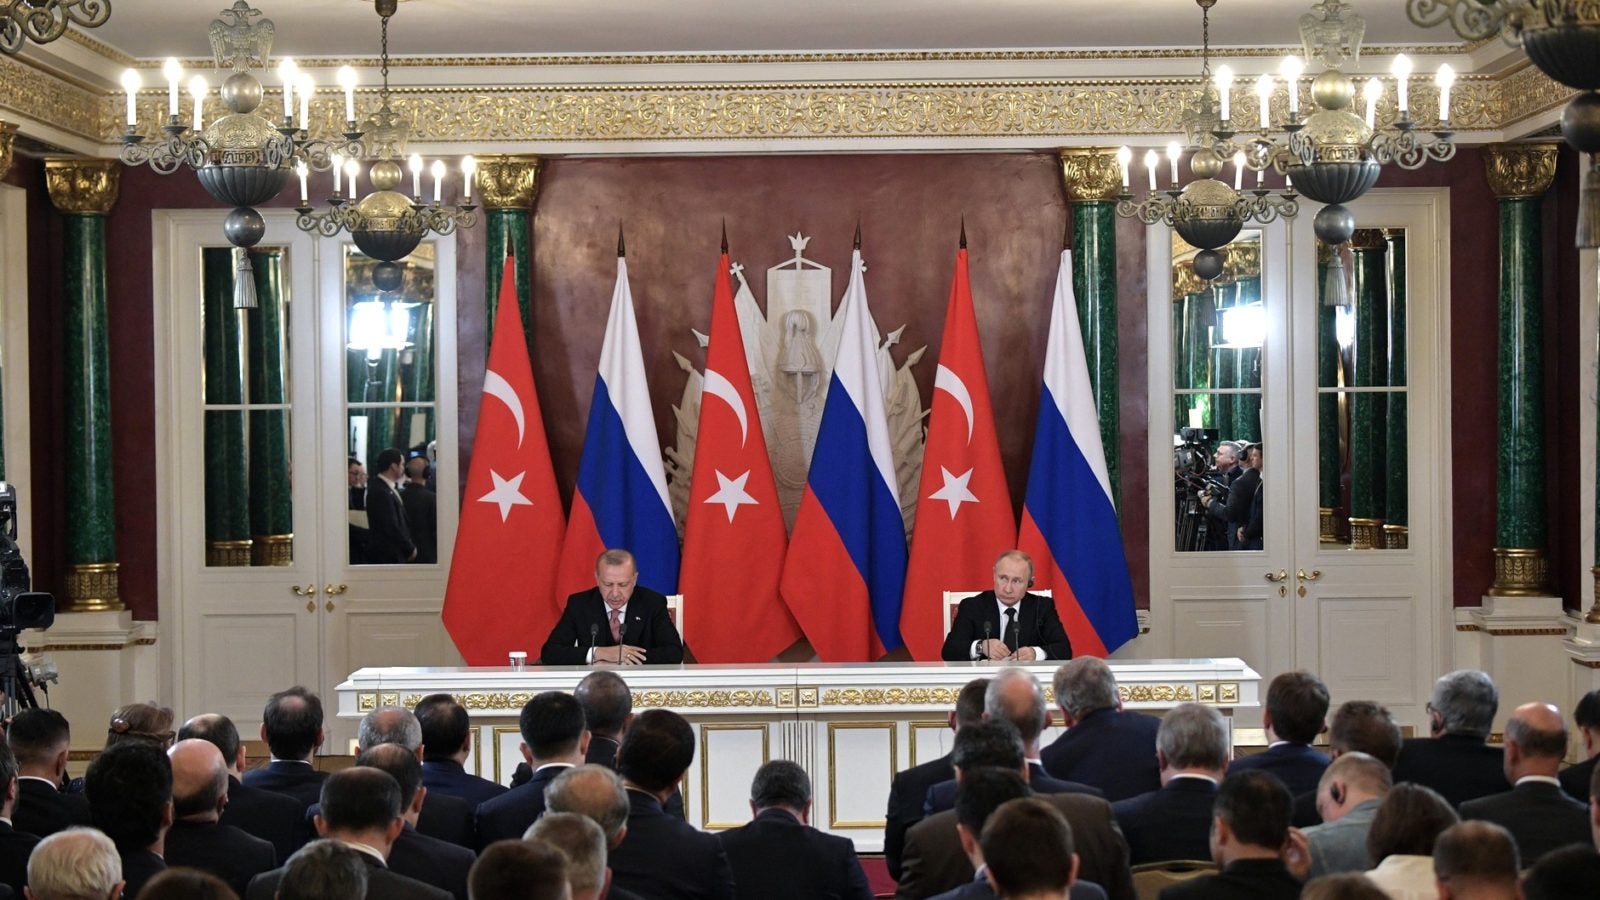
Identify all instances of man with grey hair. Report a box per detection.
[1459,702,1589,865]
[717,760,872,900]
[162,739,277,896]
[1393,669,1510,807]
[941,551,1073,662]
[1301,752,1392,878]
[277,840,368,900]
[529,812,642,900]
[544,765,631,851]
[357,707,424,755]
[1040,659,1160,801]
[343,707,473,850]
[26,828,123,900]
[541,548,685,665]
[1110,702,1229,865]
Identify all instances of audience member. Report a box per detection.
[1302,752,1392,878]
[467,840,570,900]
[137,868,240,900]
[245,768,449,900]
[84,741,173,898]
[980,798,1081,900]
[716,760,871,900]
[178,714,309,862]
[1361,782,1458,900]
[413,694,507,809]
[1041,659,1161,801]
[1225,671,1330,796]
[353,744,474,900]
[8,710,91,839]
[474,692,589,847]
[25,828,123,900]
[530,812,639,900]
[1592,763,1600,848]
[1519,843,1600,900]
[241,687,329,810]
[401,456,438,564]
[1557,689,1600,801]
[347,707,473,849]
[1156,770,1301,900]
[1111,703,1228,865]
[885,678,987,881]
[610,709,734,900]
[575,671,634,769]
[1431,820,1519,900]
[276,840,367,900]
[1292,701,1402,827]
[1298,874,1387,900]
[1391,670,1509,807]
[0,744,38,895]
[544,765,629,848]
[161,739,276,897]
[105,702,176,750]
[1458,701,1589,865]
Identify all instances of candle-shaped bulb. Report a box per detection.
[1143,148,1159,192]
[344,159,361,197]
[332,152,344,194]
[1116,145,1132,189]
[1214,64,1233,123]
[430,159,446,202]
[295,160,309,205]
[1232,150,1246,191]
[1279,56,1304,113]
[277,57,297,120]
[1363,77,1382,129]
[1391,54,1413,115]
[1166,141,1182,185]
[296,73,314,130]
[188,75,208,131]
[1434,63,1456,123]
[120,68,141,127]
[461,155,477,200]
[163,57,183,117]
[408,154,423,197]
[336,65,358,123]
[1254,73,1273,129]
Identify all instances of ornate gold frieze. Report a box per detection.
[1117,683,1198,703]
[1194,682,1240,704]
[1058,147,1122,203]
[64,561,122,612]
[1382,524,1409,550]
[44,158,120,215]
[0,53,111,143]
[1483,141,1561,199]
[477,155,542,209]
[1349,517,1385,550]
[206,539,253,568]
[822,687,957,706]
[634,689,773,708]
[1348,228,1388,251]
[252,534,294,566]
[1488,547,1551,596]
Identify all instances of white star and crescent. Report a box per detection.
[704,469,758,522]
[934,364,975,445]
[481,369,527,448]
[928,466,979,519]
[478,469,534,523]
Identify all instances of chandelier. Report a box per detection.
[1,0,111,54]
[293,0,476,294]
[1405,1,1600,247]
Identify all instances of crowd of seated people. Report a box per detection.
[3,665,1600,900]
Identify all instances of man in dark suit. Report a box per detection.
[246,769,451,900]
[1290,700,1402,827]
[474,691,590,847]
[925,771,1107,900]
[466,841,571,900]
[718,760,871,900]
[1226,670,1330,797]
[85,741,173,899]
[1392,669,1510,807]
[530,812,645,900]
[541,548,684,665]
[982,797,1105,900]
[180,712,311,861]
[6,709,90,839]
[1042,658,1161,801]
[941,551,1072,661]
[1558,689,1599,801]
[242,686,330,811]
[886,678,989,881]
[1237,445,1265,551]
[1201,441,1244,551]
[543,764,644,900]
[364,447,417,564]
[576,670,633,769]
[1222,444,1260,551]
[357,744,474,900]
[0,745,38,895]
[1430,821,1520,900]
[162,738,278,896]
[610,709,735,900]
[1156,771,1302,900]
[1459,702,1590,866]
[1111,703,1229,866]
[401,457,438,564]
[414,693,508,810]
[351,706,474,848]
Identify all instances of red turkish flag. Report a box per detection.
[442,257,566,665]
[899,246,1017,660]
[680,252,802,662]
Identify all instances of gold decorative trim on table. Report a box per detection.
[1119,683,1200,703]
[827,722,895,829]
[1483,141,1561,199]
[1488,547,1551,597]
[699,723,771,830]
[42,637,157,652]
[1478,626,1571,636]
[63,561,122,611]
[390,688,775,712]
[1193,682,1240,704]
[356,692,404,712]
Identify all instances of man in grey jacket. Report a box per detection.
[1301,752,1391,878]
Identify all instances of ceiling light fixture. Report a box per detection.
[0,0,111,54]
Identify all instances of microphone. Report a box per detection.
[588,623,599,662]
[978,621,991,660]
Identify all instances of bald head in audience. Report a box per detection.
[26,828,124,900]
[357,707,423,755]
[544,765,629,849]
[1315,752,1391,825]
[1431,820,1518,900]
[984,668,1049,757]
[168,739,230,822]
[1501,702,1567,782]
[528,813,609,900]
[178,715,248,777]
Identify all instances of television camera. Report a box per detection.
[0,483,56,717]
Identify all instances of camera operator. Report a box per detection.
[1220,444,1263,551]
[1199,441,1244,551]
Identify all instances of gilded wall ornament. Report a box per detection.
[0,119,15,181]
[1348,228,1389,251]
[45,158,120,214]
[1483,141,1561,198]
[1058,147,1123,202]
[476,154,541,209]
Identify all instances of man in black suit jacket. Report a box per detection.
[0,746,38,895]
[1226,670,1330,797]
[356,745,474,900]
[6,709,90,840]
[247,769,451,900]
[163,739,278,897]
[610,710,735,900]
[1459,702,1591,866]
[1042,659,1161,802]
[242,686,330,811]
[475,691,589,847]
[1111,703,1229,865]
[1559,689,1600,801]
[179,713,311,861]
[1392,669,1510,807]
[413,694,508,810]
[364,447,417,563]
[1289,700,1403,827]
[541,549,685,665]
[718,760,871,900]
[85,741,173,900]
[941,552,1072,661]
[1221,448,1260,550]
[886,678,989,881]
[542,764,648,900]
[401,457,438,564]
[1157,771,1302,900]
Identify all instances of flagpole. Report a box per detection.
[617,223,626,258]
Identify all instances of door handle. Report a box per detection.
[325,583,348,596]
[306,600,315,613]
[291,584,317,597]
[1297,568,1323,581]
[1264,570,1288,583]
[325,600,336,613]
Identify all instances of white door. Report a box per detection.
[156,210,462,749]
[1146,189,1449,730]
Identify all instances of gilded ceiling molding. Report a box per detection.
[476,154,541,209]
[1482,141,1561,199]
[44,157,119,214]
[1494,62,1579,128]
[1058,147,1123,202]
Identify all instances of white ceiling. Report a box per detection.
[90,0,1454,60]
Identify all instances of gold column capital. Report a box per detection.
[1173,260,1205,298]
[1349,228,1388,251]
[44,158,120,215]
[0,121,17,183]
[1483,141,1560,199]
[476,155,542,210]
[1058,147,1123,203]
[1222,242,1260,281]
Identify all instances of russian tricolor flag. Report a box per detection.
[780,246,907,661]
[1017,250,1137,657]
[554,251,679,599]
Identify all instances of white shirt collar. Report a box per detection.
[1169,773,1220,785]
[534,762,575,774]
[1515,775,1562,788]
[339,840,388,866]
[17,776,59,787]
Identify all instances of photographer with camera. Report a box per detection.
[1200,441,1244,551]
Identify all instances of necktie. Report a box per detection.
[1002,607,1018,652]
[609,608,623,643]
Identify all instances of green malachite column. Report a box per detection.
[1059,149,1122,505]
[201,248,252,566]
[1485,142,1560,596]
[246,249,293,566]
[1316,245,1342,543]
[476,155,541,351]
[396,302,436,446]
[1232,274,1262,443]
[0,124,12,480]
[1383,230,1410,550]
[46,159,122,611]
[1348,230,1389,549]
[1211,282,1235,440]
